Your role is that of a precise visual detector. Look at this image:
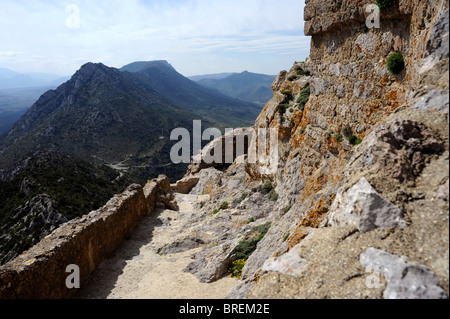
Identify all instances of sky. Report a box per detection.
[0,0,310,77]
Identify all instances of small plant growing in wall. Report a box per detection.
[239,192,248,203]
[263,181,273,192]
[347,135,363,146]
[268,189,279,202]
[278,103,290,115]
[386,52,405,74]
[281,90,294,101]
[376,0,394,10]
[228,259,246,278]
[297,85,311,111]
[300,126,307,135]
[210,209,220,216]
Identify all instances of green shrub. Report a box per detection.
[247,217,255,224]
[278,103,290,115]
[288,75,298,82]
[386,52,405,74]
[297,85,311,111]
[296,69,310,76]
[376,0,394,9]
[347,135,363,146]
[263,181,273,192]
[233,222,271,260]
[251,222,271,238]
[281,90,294,101]
[268,189,279,202]
[219,202,229,210]
[283,233,290,242]
[335,134,343,142]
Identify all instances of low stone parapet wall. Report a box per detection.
[0,176,167,299]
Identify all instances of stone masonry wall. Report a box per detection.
[0,176,169,299]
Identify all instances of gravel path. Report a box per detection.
[76,194,237,299]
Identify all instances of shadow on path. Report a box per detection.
[75,208,165,299]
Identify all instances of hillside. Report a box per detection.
[195,71,276,106]
[0,150,132,265]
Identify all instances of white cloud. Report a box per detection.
[0,51,20,57]
[0,0,310,76]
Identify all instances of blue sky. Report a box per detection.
[0,0,310,77]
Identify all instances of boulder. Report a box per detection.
[186,128,254,176]
[183,241,238,283]
[170,176,200,194]
[360,248,448,299]
[260,243,308,277]
[326,177,405,233]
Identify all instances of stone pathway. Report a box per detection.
[76,194,237,299]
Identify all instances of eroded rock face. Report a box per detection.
[349,119,445,186]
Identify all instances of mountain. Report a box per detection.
[0,68,67,90]
[0,61,261,182]
[0,60,261,264]
[194,71,276,106]
[120,61,262,126]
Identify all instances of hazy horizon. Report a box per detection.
[0,0,310,78]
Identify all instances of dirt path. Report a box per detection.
[76,194,237,299]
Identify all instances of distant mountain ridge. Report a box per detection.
[193,71,276,106]
[0,86,57,133]
[0,61,261,180]
[0,68,68,90]
[188,73,235,82]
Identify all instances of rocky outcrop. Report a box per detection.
[178,0,449,300]
[186,127,254,176]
